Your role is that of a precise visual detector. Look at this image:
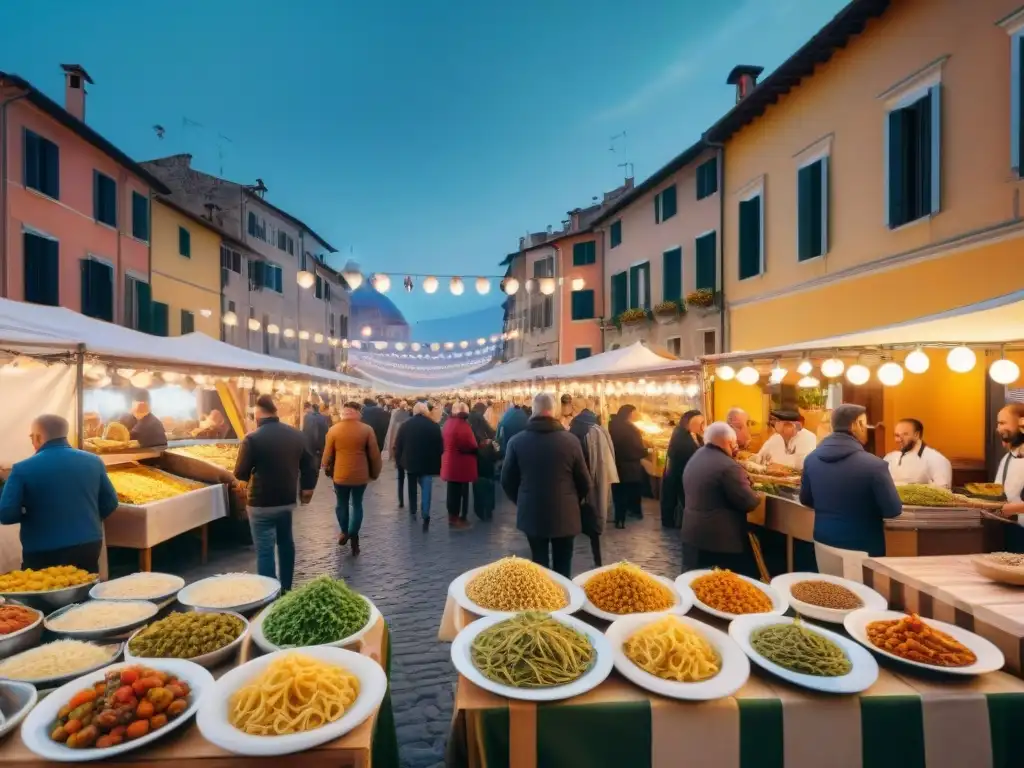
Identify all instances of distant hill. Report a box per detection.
[411,304,504,342]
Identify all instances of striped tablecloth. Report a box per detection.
[440,599,1024,768]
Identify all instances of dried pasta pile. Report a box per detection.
[623,616,720,682]
[465,557,567,612]
[584,563,675,615]
[691,569,772,615]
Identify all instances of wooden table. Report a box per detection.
[0,617,398,768]
[864,555,1024,678]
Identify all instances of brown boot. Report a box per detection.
[338,532,349,546]
[351,535,360,556]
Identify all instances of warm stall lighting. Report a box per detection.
[820,357,845,378]
[846,364,870,385]
[904,347,930,374]
[296,270,316,289]
[769,364,787,384]
[130,371,153,388]
[571,277,586,291]
[360,325,372,337]
[314,333,324,344]
[85,362,107,378]
[877,362,905,386]
[423,276,439,294]
[117,368,136,379]
[283,328,296,339]
[450,277,465,296]
[222,311,238,327]
[161,372,182,383]
[539,277,556,296]
[796,359,814,376]
[342,268,363,290]
[503,277,520,296]
[476,277,490,295]
[990,358,1021,385]
[371,273,391,293]
[947,346,977,373]
[797,375,821,388]
[715,365,736,381]
[267,323,280,335]
[248,317,261,332]
[299,330,310,341]
[684,383,700,398]
[736,366,760,386]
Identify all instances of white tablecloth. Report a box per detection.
[103,483,228,549]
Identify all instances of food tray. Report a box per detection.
[769,572,887,624]
[250,596,380,654]
[44,600,159,641]
[176,573,280,615]
[0,642,123,690]
[0,580,98,612]
[971,556,1024,586]
[89,573,185,603]
[125,611,249,669]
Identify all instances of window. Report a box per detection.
[81,258,113,321]
[695,231,717,291]
[151,302,169,337]
[666,336,681,356]
[1013,28,1024,171]
[23,130,59,199]
[702,329,717,355]
[276,231,294,254]
[93,172,116,227]
[180,309,195,335]
[696,157,718,200]
[220,245,241,273]
[629,262,651,310]
[131,192,149,241]
[529,296,553,329]
[572,240,596,266]
[654,184,677,223]
[887,87,941,228]
[23,231,59,306]
[662,247,682,302]
[124,277,152,332]
[610,220,622,248]
[178,226,191,258]
[247,211,267,241]
[570,290,595,320]
[533,256,554,278]
[325,282,332,301]
[798,157,828,260]
[575,347,592,361]
[315,275,324,299]
[266,263,283,293]
[329,312,336,336]
[738,191,763,280]
[610,271,628,317]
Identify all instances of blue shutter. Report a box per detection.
[662,248,682,301]
[661,185,677,220]
[611,272,627,317]
[178,227,191,258]
[274,266,283,293]
[132,193,149,240]
[695,232,717,291]
[571,290,595,320]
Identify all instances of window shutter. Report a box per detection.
[641,262,651,308]
[798,162,823,261]
[132,193,149,241]
[181,310,194,335]
[662,185,677,220]
[887,109,906,228]
[654,192,661,224]
[43,140,59,199]
[610,221,622,248]
[179,227,191,257]
[136,281,153,333]
[24,131,39,190]
[629,265,640,308]
[611,272,627,317]
[151,302,169,337]
[571,290,594,319]
[929,85,941,215]
[695,232,717,291]
[248,212,257,237]
[92,172,100,222]
[274,267,283,293]
[738,197,762,279]
[662,248,682,301]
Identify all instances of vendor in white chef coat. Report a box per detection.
[883,419,952,489]
[757,410,817,470]
[995,404,1024,518]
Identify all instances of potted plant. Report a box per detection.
[653,299,683,324]
[686,288,717,310]
[618,308,648,329]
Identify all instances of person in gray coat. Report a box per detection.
[680,421,761,577]
[501,393,592,578]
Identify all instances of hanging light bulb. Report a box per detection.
[395,342,406,351]
[222,311,238,327]
[444,341,455,350]
[947,346,977,373]
[117,368,136,379]
[266,323,279,335]
[877,361,905,386]
[296,270,315,289]
[571,277,586,291]
[525,279,536,294]
[798,375,821,388]
[423,276,439,294]
[329,337,338,346]
[375,341,387,350]
[477,338,486,346]
[299,330,310,340]
[360,325,373,337]
[845,364,870,385]
[476,277,490,295]
[450,277,464,296]
[715,365,736,381]
[247,317,261,332]
[341,339,350,348]
[769,363,787,384]
[684,383,700,398]
[503,277,520,296]
[161,371,182,384]
[411,342,421,352]
[459,340,469,349]
[539,277,556,296]
[371,273,391,293]
[736,366,760,386]
[342,267,363,290]
[904,347,930,374]
[990,357,1021,385]
[820,357,845,378]
[351,340,362,349]
[797,359,813,376]
[94,375,112,388]
[130,371,153,388]
[314,333,324,344]
[431,343,440,352]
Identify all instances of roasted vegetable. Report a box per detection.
[897,484,957,507]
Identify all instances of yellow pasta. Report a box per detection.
[623,616,721,682]
[229,653,360,735]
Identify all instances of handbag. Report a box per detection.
[581,500,600,536]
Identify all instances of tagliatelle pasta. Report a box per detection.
[623,616,720,682]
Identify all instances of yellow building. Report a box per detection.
[150,197,228,337]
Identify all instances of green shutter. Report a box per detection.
[180,309,195,335]
[738,196,762,279]
[629,265,640,308]
[642,262,651,308]
[132,193,149,241]
[151,302,169,337]
[695,232,717,291]
[661,185,677,220]
[572,241,596,266]
[611,272,627,316]
[888,109,906,228]
[662,247,682,301]
[571,290,594,320]
[610,220,622,248]
[654,192,661,224]
[136,281,153,333]
[798,160,823,261]
[179,227,191,258]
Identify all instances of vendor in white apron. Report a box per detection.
[883,418,952,489]
[994,406,1024,555]
[756,410,817,470]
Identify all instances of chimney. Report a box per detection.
[726,65,764,104]
[60,64,93,121]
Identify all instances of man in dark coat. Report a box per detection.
[119,389,167,447]
[394,402,444,531]
[360,397,391,451]
[501,393,591,577]
[498,404,528,454]
[801,403,902,557]
[680,420,761,576]
[301,402,329,463]
[608,404,650,527]
[660,411,705,529]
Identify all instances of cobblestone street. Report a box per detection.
[141,464,681,768]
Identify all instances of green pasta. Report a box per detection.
[470,612,595,688]
[750,620,852,677]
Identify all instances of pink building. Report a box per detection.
[0,65,169,326]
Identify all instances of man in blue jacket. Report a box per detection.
[800,404,902,557]
[497,404,528,455]
[0,414,118,572]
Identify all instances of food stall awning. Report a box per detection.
[480,343,696,385]
[463,355,549,385]
[706,291,1024,363]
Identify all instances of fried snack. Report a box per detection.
[169,444,239,471]
[0,566,94,592]
[583,563,675,615]
[107,466,205,504]
[691,569,773,615]
[866,613,977,667]
[465,557,567,612]
[965,483,1004,496]
[896,484,958,507]
[789,580,863,611]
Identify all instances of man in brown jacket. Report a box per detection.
[323,402,382,556]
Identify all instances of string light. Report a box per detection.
[845,364,870,385]
[342,267,363,290]
[267,323,280,335]
[298,330,310,340]
[539,277,556,296]
[715,365,736,381]
[571,277,586,291]
[459,340,469,349]
[476,277,490,295]
[769,362,787,384]
[222,311,238,327]
[503,277,520,296]
[736,366,759,385]
[371,273,391,293]
[877,361,904,386]
[990,357,1021,385]
[296,270,315,289]
[796,359,813,376]
[314,333,324,344]
[283,328,296,339]
[361,325,373,337]
[820,357,845,378]
[423,276,439,294]
[904,347,930,374]
[450,277,464,296]
[247,317,261,332]
[797,375,821,388]
[947,346,977,373]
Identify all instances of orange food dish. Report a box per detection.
[866,613,977,667]
[0,604,37,635]
[691,569,773,615]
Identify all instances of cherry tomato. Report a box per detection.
[135,700,155,719]
[149,714,168,730]
[125,720,150,741]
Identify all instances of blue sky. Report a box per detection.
[4,0,847,323]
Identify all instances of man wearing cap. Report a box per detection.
[757,409,816,469]
[883,419,952,489]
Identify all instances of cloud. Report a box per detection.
[592,0,801,123]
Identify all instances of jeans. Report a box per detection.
[247,507,295,591]
[446,481,470,520]
[527,535,575,578]
[612,482,643,523]
[334,484,367,536]
[408,474,434,519]
[396,466,406,505]
[22,539,102,573]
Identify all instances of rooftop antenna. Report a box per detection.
[609,131,626,153]
[217,133,233,176]
[618,161,634,179]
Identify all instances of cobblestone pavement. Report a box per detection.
[142,464,682,768]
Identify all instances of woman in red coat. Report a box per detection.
[442,402,479,529]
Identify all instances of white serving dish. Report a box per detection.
[0,580,98,612]
[675,569,788,620]
[0,642,123,689]
[573,565,691,622]
[176,573,280,614]
[605,612,748,700]
[250,596,379,654]
[0,607,44,660]
[20,658,213,761]
[843,609,1005,676]
[730,614,879,694]
[125,611,249,669]
[448,562,585,618]
[89,573,185,603]
[769,572,887,624]
[450,612,613,702]
[44,600,159,641]
[196,646,387,756]
[0,680,36,739]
